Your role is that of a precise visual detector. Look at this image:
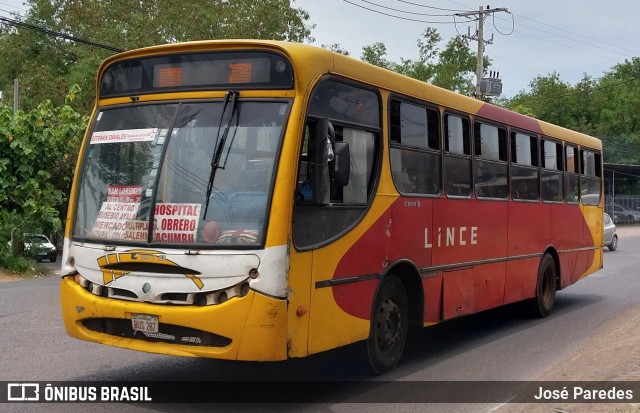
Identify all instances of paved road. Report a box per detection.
[1,228,639,412]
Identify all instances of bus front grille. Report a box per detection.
[82,318,232,347]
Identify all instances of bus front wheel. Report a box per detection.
[529,254,557,318]
[367,276,408,374]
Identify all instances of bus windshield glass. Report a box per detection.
[73,100,289,247]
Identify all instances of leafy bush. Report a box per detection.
[0,86,87,271]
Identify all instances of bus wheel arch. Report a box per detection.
[529,250,559,318]
[366,261,422,374]
[381,261,423,327]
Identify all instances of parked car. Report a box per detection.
[603,213,618,251]
[610,204,640,224]
[24,234,57,262]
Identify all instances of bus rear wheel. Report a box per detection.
[367,276,408,374]
[529,254,557,318]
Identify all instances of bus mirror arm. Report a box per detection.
[314,118,332,204]
[333,141,350,187]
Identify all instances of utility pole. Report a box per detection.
[457,5,509,99]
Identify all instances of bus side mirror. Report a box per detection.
[333,141,350,187]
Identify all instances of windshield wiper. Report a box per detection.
[203,90,239,219]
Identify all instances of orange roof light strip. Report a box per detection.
[228,62,252,84]
[158,67,182,87]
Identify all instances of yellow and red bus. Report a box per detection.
[60,40,603,373]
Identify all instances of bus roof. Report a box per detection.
[100,39,601,150]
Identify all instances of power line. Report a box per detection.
[493,23,625,63]
[0,15,123,52]
[358,0,457,17]
[491,11,513,36]
[393,0,468,13]
[510,12,640,57]
[493,17,637,60]
[447,1,640,70]
[0,1,26,13]
[341,0,466,24]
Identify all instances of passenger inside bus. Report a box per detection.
[514,180,538,200]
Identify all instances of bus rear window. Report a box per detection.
[100,51,294,97]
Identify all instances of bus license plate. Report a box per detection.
[131,314,159,334]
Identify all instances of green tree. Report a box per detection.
[0,86,87,265]
[507,73,577,126]
[361,42,393,70]
[0,0,313,112]
[505,61,640,165]
[322,43,350,56]
[360,28,486,95]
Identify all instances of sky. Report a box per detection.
[1,0,639,98]
[295,0,640,97]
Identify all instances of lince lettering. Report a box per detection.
[424,226,478,248]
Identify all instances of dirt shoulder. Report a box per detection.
[497,303,640,412]
[499,225,640,412]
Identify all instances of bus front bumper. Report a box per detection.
[60,276,288,361]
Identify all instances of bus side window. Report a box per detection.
[389,99,441,196]
[511,132,539,201]
[293,78,381,249]
[580,149,602,206]
[566,145,580,203]
[444,114,471,197]
[474,122,508,199]
[541,139,564,202]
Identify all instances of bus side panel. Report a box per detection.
[579,205,602,277]
[474,262,507,312]
[507,202,551,256]
[551,203,584,288]
[432,199,508,266]
[388,197,433,269]
[572,247,589,284]
[583,205,604,276]
[504,202,550,304]
[503,259,539,304]
[423,275,443,324]
[442,268,474,319]
[433,198,508,315]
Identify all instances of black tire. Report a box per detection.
[529,254,557,318]
[608,235,618,251]
[367,276,409,374]
[50,255,57,263]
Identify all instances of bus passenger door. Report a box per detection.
[292,117,383,356]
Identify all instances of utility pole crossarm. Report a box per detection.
[455,7,508,18]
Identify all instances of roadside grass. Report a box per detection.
[0,261,53,281]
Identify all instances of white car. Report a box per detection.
[24,234,57,262]
[603,213,618,251]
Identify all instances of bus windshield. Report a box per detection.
[73,100,289,247]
